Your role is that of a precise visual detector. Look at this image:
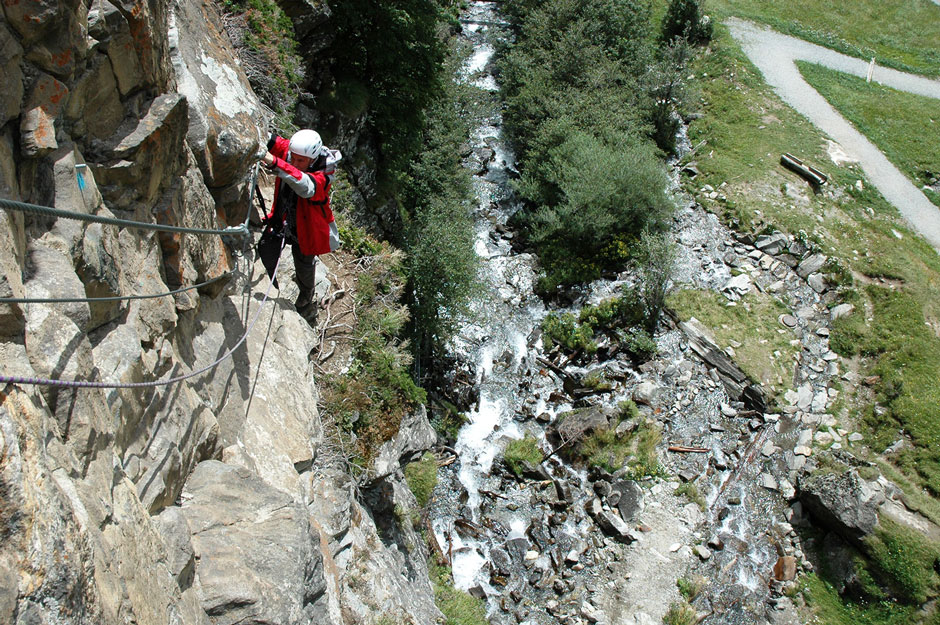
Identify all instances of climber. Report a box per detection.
[258,129,342,325]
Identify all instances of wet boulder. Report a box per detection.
[610,480,644,523]
[548,405,612,448]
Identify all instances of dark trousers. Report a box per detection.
[292,243,316,302]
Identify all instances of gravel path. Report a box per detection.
[726,17,940,250]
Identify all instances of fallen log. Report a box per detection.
[781,153,827,187]
[668,445,710,454]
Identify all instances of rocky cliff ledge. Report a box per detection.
[0,0,439,623]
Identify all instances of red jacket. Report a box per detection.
[266,135,335,256]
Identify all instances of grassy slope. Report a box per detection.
[796,61,940,207]
[668,289,799,399]
[680,4,940,622]
[708,0,940,77]
[685,22,940,495]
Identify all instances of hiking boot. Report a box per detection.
[295,291,313,311]
[297,302,318,326]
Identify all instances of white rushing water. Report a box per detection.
[433,1,551,592]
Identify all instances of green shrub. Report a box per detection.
[503,436,544,477]
[404,452,439,509]
[222,0,303,119]
[676,575,707,601]
[542,312,597,353]
[574,410,663,476]
[524,131,673,287]
[401,42,479,375]
[319,246,427,464]
[663,601,698,625]
[499,0,678,288]
[624,327,658,361]
[636,230,677,332]
[661,0,712,46]
[674,483,706,511]
[326,0,447,175]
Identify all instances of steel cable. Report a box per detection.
[0,239,284,389]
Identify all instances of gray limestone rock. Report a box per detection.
[181,460,326,625]
[807,272,827,293]
[610,480,644,523]
[373,404,436,479]
[169,0,264,191]
[0,23,24,127]
[154,506,196,590]
[798,468,885,543]
[830,303,855,320]
[797,253,827,279]
[755,232,788,255]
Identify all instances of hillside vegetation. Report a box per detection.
[678,0,940,621]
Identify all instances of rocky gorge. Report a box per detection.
[0,0,441,623]
[2,0,939,625]
[427,4,940,625]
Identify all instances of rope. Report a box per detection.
[0,272,233,304]
[0,240,284,390]
[0,197,249,238]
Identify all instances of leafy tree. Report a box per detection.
[647,39,693,154]
[524,131,673,286]
[661,0,712,46]
[325,0,449,174]
[401,46,479,376]
[635,230,677,331]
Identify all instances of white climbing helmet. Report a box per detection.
[288,129,323,159]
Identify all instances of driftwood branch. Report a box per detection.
[668,445,710,454]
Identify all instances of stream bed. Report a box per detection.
[428,4,844,623]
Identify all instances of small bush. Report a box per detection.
[319,246,427,464]
[661,0,712,46]
[663,601,698,625]
[674,482,706,511]
[541,312,597,353]
[677,575,707,601]
[624,327,658,361]
[503,436,544,477]
[404,452,438,509]
[635,230,677,332]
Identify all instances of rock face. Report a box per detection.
[180,461,326,625]
[798,469,885,543]
[0,0,440,623]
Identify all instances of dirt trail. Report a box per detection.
[726,17,940,250]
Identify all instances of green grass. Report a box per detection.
[865,517,940,604]
[801,573,919,625]
[502,436,544,478]
[663,601,698,625]
[430,563,488,625]
[797,61,940,207]
[674,482,706,511]
[574,402,664,477]
[686,21,940,497]
[668,288,799,397]
[404,452,438,509]
[709,0,940,77]
[677,575,707,602]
